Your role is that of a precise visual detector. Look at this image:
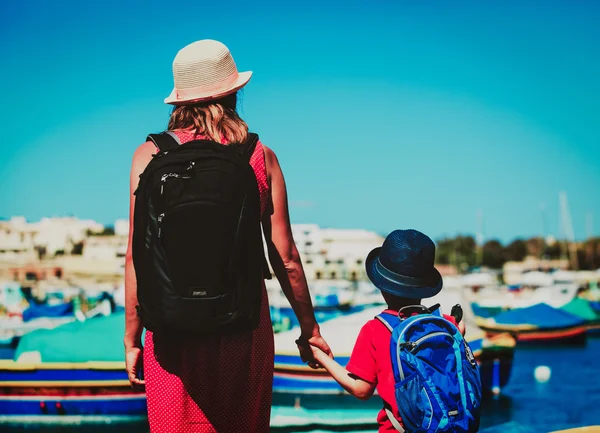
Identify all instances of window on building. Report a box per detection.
[324,260,331,265]
[356,259,363,265]
[337,259,344,265]
[330,271,337,279]
[306,259,312,264]
[316,271,322,280]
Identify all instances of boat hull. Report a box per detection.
[479,325,588,345]
[0,362,146,418]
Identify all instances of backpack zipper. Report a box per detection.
[157,213,164,238]
[395,316,455,381]
[396,331,453,380]
[412,331,452,348]
[159,172,191,195]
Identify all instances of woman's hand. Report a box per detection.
[125,345,145,390]
[296,332,333,369]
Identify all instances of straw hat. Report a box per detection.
[164,40,252,105]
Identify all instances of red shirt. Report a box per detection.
[346,309,458,433]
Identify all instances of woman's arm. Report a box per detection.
[311,347,376,400]
[124,141,155,387]
[262,145,332,361]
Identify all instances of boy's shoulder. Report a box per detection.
[356,309,398,341]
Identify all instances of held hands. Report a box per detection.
[295,332,333,369]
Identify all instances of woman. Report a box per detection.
[124,39,332,432]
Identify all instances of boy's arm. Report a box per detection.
[312,349,376,400]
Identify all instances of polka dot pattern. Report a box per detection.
[144,130,274,433]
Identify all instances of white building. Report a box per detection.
[288,225,383,281]
[114,219,129,238]
[0,217,37,261]
[0,216,106,260]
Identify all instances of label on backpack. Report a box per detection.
[464,341,477,367]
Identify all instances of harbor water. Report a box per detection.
[3,337,600,432]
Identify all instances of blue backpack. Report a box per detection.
[376,305,482,433]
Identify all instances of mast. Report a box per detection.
[559,191,578,270]
[476,209,483,267]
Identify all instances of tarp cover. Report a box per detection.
[560,298,600,322]
[492,303,585,328]
[15,312,124,362]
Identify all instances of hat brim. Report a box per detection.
[164,71,252,105]
[365,247,443,299]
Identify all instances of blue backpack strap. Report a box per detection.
[377,313,406,432]
[375,312,400,333]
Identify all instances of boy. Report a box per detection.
[308,229,466,432]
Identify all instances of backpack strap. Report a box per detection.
[234,133,259,162]
[377,330,405,433]
[235,132,270,279]
[375,313,399,333]
[385,407,405,433]
[147,131,181,152]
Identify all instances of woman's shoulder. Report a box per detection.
[259,142,279,169]
[130,141,156,174]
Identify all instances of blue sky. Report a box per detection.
[1,0,599,243]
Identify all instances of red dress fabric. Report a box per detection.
[143,130,274,433]
[346,309,458,433]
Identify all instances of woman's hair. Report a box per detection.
[167,92,248,143]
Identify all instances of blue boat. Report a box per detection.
[476,303,588,345]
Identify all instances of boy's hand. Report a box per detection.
[309,343,327,361]
[296,333,333,369]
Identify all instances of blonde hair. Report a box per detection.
[167,93,248,143]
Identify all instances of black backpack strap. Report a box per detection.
[147,131,181,152]
[235,133,259,162]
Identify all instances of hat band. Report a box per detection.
[175,71,239,100]
[374,257,434,288]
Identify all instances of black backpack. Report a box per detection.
[132,131,269,335]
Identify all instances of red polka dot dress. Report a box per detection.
[143,130,274,433]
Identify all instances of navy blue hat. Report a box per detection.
[365,229,443,299]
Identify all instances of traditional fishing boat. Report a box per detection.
[0,312,146,426]
[475,303,588,345]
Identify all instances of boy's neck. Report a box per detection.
[383,296,423,312]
